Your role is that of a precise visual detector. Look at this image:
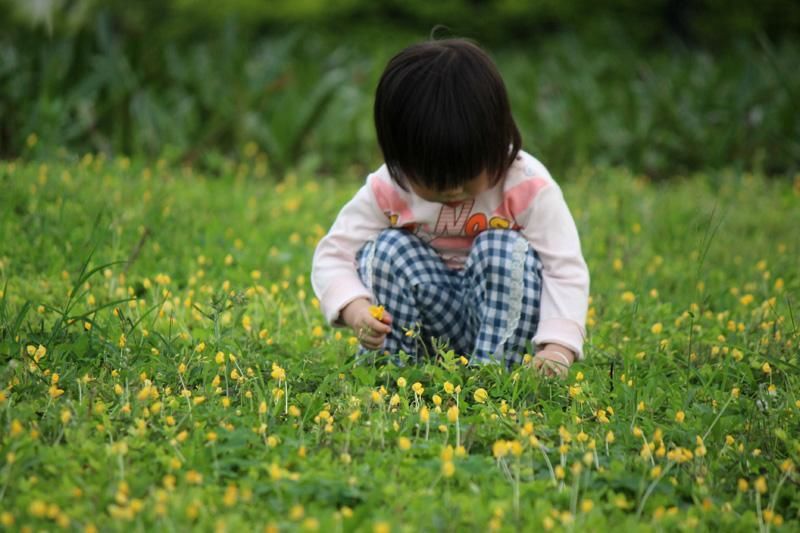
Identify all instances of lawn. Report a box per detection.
[1,156,798,531]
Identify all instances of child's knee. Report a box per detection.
[470,230,525,265]
[373,229,420,257]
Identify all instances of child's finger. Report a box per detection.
[545,359,568,378]
[366,316,392,335]
[360,332,386,350]
[532,356,566,379]
[356,324,387,345]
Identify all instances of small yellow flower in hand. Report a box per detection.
[369,305,385,321]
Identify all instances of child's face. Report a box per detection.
[409,170,492,204]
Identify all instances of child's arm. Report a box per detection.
[518,176,590,369]
[311,178,390,329]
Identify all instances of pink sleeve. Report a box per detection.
[311,178,390,325]
[518,183,590,359]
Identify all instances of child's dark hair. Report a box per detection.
[374,38,521,192]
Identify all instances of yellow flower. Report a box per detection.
[755,476,768,494]
[34,344,47,361]
[223,484,238,507]
[443,382,455,394]
[492,440,509,458]
[446,405,459,423]
[290,504,304,520]
[0,511,14,527]
[419,406,430,423]
[440,446,454,462]
[621,291,635,303]
[271,363,286,381]
[509,440,523,456]
[28,499,47,517]
[411,382,424,395]
[397,437,412,451]
[650,323,663,335]
[185,470,203,484]
[441,460,455,477]
[373,521,391,533]
[675,410,685,423]
[389,393,400,407]
[473,388,489,404]
[761,362,771,374]
[396,377,407,388]
[369,305,385,321]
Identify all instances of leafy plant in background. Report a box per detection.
[1,0,799,179]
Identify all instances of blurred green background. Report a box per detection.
[2,0,799,179]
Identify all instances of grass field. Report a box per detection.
[1,156,799,531]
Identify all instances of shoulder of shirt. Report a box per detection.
[503,150,559,191]
[366,164,393,185]
[364,163,418,202]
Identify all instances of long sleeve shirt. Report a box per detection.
[311,150,590,358]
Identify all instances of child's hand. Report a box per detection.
[532,344,575,378]
[340,298,393,350]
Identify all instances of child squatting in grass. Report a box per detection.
[311,38,589,377]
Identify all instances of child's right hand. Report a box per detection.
[340,298,393,350]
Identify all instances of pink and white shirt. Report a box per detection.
[311,150,590,358]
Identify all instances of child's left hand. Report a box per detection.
[532,344,576,378]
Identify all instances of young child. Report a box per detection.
[311,38,589,377]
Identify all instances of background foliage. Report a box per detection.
[2,0,799,179]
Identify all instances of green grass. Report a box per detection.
[0,156,799,531]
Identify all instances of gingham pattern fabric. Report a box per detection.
[356,229,543,368]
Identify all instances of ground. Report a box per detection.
[0,156,798,531]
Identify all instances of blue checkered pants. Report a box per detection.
[356,229,543,368]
